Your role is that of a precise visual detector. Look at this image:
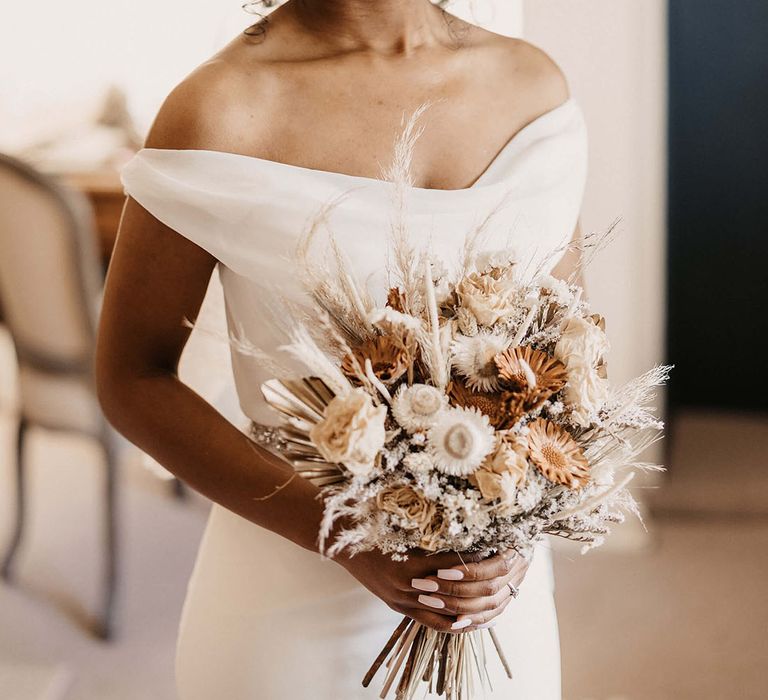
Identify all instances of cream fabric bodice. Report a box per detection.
[121,98,587,424]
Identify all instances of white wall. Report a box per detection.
[524,0,668,388]
[0,1,521,150]
[0,1,248,149]
[450,0,523,37]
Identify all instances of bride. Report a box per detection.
[96,1,587,697]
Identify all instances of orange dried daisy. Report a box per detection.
[494,346,567,411]
[448,380,525,429]
[386,287,407,313]
[342,336,409,385]
[526,418,590,488]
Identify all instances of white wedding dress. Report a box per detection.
[120,97,587,700]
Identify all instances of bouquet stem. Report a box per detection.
[363,616,513,699]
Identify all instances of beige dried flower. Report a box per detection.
[526,418,590,488]
[418,510,449,552]
[456,270,518,327]
[309,388,386,476]
[456,306,479,337]
[377,483,436,533]
[554,315,610,426]
[496,346,567,393]
[471,436,530,509]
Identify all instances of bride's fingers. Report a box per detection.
[433,549,526,585]
[415,560,527,599]
[395,606,464,634]
[418,584,513,616]
[456,592,515,630]
[454,551,515,582]
[405,550,484,579]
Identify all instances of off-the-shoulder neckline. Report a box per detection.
[136,98,580,195]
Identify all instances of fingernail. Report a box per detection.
[437,569,464,581]
[477,621,497,629]
[411,578,439,593]
[418,594,445,609]
[451,618,472,630]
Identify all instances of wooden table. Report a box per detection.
[62,170,126,264]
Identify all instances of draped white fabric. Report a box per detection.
[121,97,587,699]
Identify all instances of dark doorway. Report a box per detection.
[667,0,768,412]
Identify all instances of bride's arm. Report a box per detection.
[97,195,330,551]
[95,67,338,555]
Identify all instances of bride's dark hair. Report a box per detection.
[242,0,456,40]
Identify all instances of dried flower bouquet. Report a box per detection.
[198,109,671,700]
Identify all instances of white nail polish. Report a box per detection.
[477,621,497,629]
[451,618,472,630]
[437,569,464,581]
[411,578,439,593]
[418,594,445,609]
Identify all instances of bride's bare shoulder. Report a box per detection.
[471,30,571,114]
[144,35,281,152]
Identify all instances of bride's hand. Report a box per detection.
[338,548,530,633]
[416,549,532,632]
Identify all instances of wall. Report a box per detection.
[450,0,523,36]
[0,1,521,150]
[524,0,668,389]
[0,1,247,149]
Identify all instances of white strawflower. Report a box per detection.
[450,332,509,392]
[427,407,495,477]
[391,384,448,433]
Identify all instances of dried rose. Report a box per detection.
[377,484,436,533]
[456,271,517,327]
[554,316,611,426]
[309,388,386,476]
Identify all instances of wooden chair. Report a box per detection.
[0,153,119,639]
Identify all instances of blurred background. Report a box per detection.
[0,1,765,699]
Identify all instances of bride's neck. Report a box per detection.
[289,0,446,54]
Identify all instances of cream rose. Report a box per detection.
[377,484,436,532]
[456,271,517,327]
[472,437,529,511]
[555,316,610,372]
[309,388,386,476]
[555,317,611,427]
[563,368,609,427]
